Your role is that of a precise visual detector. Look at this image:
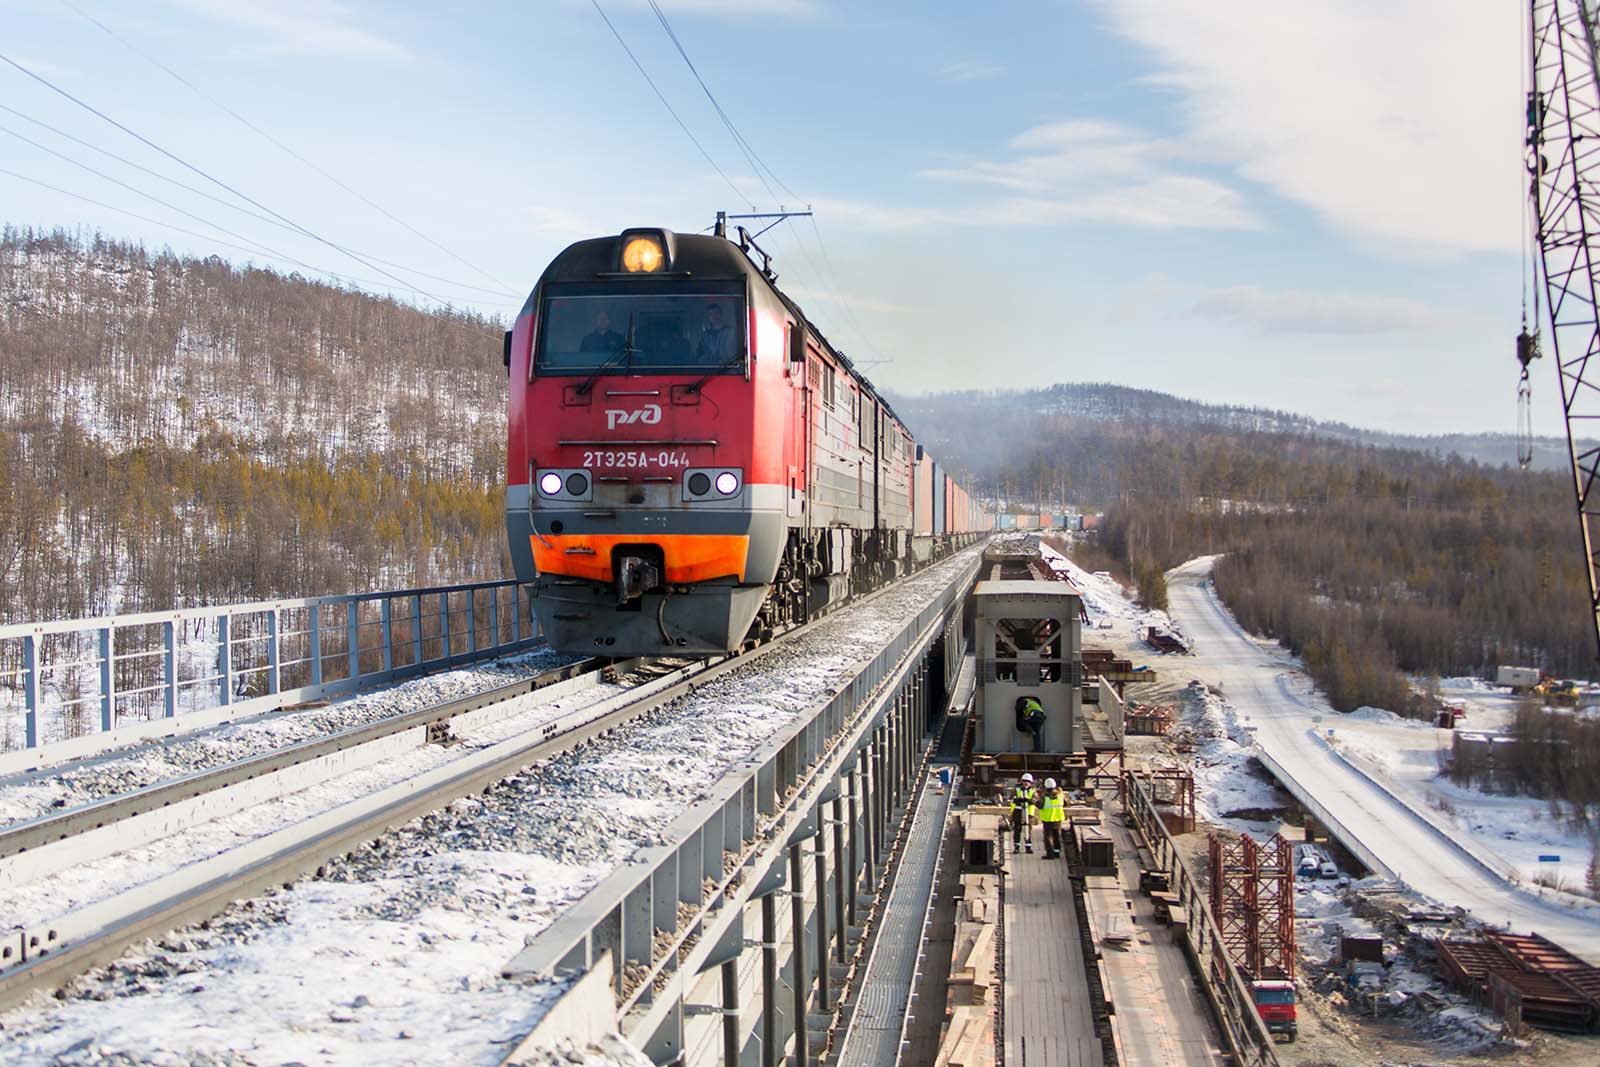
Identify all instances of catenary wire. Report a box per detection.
[0,106,517,299]
[0,167,509,315]
[589,0,757,211]
[0,49,458,305]
[637,1,890,366]
[58,0,515,293]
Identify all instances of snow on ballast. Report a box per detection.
[0,647,585,830]
[0,549,981,1067]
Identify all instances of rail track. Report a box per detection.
[0,656,606,863]
[0,565,957,1014]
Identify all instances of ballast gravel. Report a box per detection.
[0,551,978,1067]
[0,647,584,828]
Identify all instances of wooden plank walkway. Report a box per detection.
[1086,811,1229,1067]
[1002,847,1103,1067]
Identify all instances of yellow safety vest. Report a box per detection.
[1011,787,1038,817]
[1038,793,1065,823]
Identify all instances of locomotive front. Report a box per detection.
[506,229,791,655]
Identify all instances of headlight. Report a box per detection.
[682,467,741,502]
[621,236,664,273]
[535,469,592,502]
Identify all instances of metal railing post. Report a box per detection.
[309,607,323,687]
[847,764,862,929]
[163,619,177,718]
[832,794,847,965]
[720,959,740,1067]
[789,841,809,1067]
[266,608,280,695]
[814,819,830,1012]
[762,893,778,1067]
[22,633,39,748]
[217,613,232,706]
[98,626,115,733]
[346,601,359,682]
[488,586,499,650]
[467,587,477,655]
[441,592,452,660]
[412,594,424,665]
[381,599,393,674]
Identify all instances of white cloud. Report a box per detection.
[938,59,1002,83]
[1091,0,1521,255]
[1192,285,1445,334]
[917,118,1259,232]
[171,0,413,60]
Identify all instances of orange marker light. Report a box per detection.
[621,236,664,272]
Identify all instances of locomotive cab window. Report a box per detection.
[535,289,747,375]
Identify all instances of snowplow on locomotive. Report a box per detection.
[505,225,986,655]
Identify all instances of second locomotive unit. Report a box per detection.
[505,225,986,656]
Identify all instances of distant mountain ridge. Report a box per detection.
[885,382,1574,474]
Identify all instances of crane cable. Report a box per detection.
[1519,9,1543,472]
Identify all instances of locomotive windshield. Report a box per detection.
[536,291,747,375]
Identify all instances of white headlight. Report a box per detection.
[715,471,739,495]
[539,472,563,495]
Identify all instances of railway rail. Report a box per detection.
[0,656,605,863]
[0,560,968,1016]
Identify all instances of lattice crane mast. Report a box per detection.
[1527,0,1600,658]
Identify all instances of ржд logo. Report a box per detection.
[605,404,663,430]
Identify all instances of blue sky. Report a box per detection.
[1,0,1525,434]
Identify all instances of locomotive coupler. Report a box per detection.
[616,555,663,605]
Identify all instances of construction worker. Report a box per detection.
[1038,778,1066,859]
[1010,773,1039,854]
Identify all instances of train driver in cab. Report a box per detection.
[696,302,736,362]
[580,309,625,353]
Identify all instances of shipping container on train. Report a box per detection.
[504,226,985,656]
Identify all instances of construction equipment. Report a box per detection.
[1526,0,1600,660]
[1210,834,1299,1042]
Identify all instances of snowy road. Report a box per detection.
[1166,557,1600,962]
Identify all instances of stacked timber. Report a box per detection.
[936,811,1002,1067]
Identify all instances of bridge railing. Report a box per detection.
[0,580,538,756]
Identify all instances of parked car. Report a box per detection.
[1319,861,1340,880]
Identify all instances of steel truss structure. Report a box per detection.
[1208,833,1295,981]
[1529,0,1600,656]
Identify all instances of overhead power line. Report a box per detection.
[0,49,458,305]
[636,2,891,367]
[0,165,497,310]
[589,0,756,210]
[58,0,513,293]
[643,0,799,210]
[0,105,517,299]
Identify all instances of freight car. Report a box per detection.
[505,225,989,655]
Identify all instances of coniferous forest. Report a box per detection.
[0,227,508,625]
[6,229,1591,723]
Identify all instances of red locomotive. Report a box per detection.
[505,225,988,655]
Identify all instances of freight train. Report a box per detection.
[504,225,990,656]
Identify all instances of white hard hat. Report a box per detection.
[1045,778,1058,789]
[1020,773,1035,783]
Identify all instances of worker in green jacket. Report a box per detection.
[1038,777,1066,859]
[1010,773,1039,854]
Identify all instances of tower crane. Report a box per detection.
[1526,0,1600,658]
